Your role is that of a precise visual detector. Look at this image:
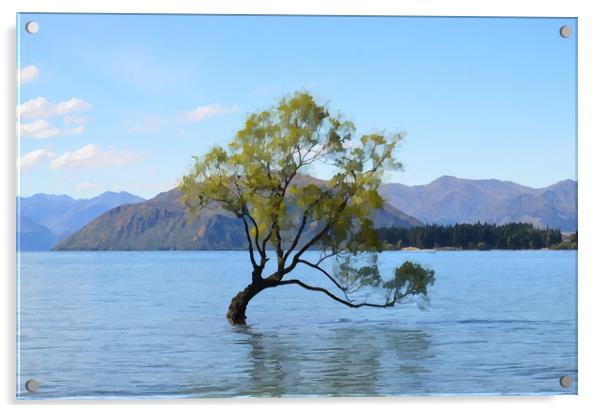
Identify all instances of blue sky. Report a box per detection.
[17,14,577,199]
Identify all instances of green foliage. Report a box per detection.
[383,262,436,301]
[549,231,578,250]
[180,91,434,309]
[333,253,435,305]
[182,93,396,251]
[180,92,403,255]
[334,253,383,291]
[378,222,571,250]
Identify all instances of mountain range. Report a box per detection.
[53,187,421,251]
[17,191,145,250]
[380,176,577,232]
[18,176,577,251]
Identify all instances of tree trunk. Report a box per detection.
[226,282,265,325]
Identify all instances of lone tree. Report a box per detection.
[181,92,435,324]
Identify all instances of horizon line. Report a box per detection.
[16,174,577,201]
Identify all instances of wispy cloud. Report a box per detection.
[19,149,56,171]
[183,104,239,123]
[19,65,40,85]
[19,116,87,139]
[50,144,141,170]
[19,120,61,139]
[18,97,91,119]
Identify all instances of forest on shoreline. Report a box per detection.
[377,222,577,251]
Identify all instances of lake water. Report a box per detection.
[17,250,577,399]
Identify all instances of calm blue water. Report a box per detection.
[17,250,577,399]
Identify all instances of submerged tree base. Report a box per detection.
[227,285,256,325]
[227,281,277,325]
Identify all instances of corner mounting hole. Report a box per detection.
[25,21,39,34]
[559,375,573,388]
[25,379,39,392]
[559,25,572,38]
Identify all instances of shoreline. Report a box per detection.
[392,247,576,252]
[20,247,578,253]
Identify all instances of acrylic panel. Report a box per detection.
[16,13,577,399]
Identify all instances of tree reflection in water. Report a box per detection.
[232,322,433,397]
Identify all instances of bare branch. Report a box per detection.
[279,279,397,308]
[283,196,350,276]
[315,250,338,266]
[239,215,259,270]
[297,258,349,296]
[261,221,277,255]
[281,178,344,265]
[282,213,308,263]
[274,223,285,271]
[243,207,264,258]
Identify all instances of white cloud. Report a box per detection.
[18,116,87,139]
[183,104,239,122]
[19,120,61,139]
[50,144,141,170]
[18,97,91,119]
[76,182,96,192]
[19,149,56,171]
[19,65,40,85]
[54,98,91,116]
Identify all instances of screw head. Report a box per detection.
[559,375,573,388]
[559,25,572,38]
[25,379,39,392]
[25,21,39,34]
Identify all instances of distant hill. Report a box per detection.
[17,191,145,250]
[18,191,145,239]
[380,176,577,232]
[54,184,422,251]
[17,215,59,251]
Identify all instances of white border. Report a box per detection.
[2,1,601,412]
